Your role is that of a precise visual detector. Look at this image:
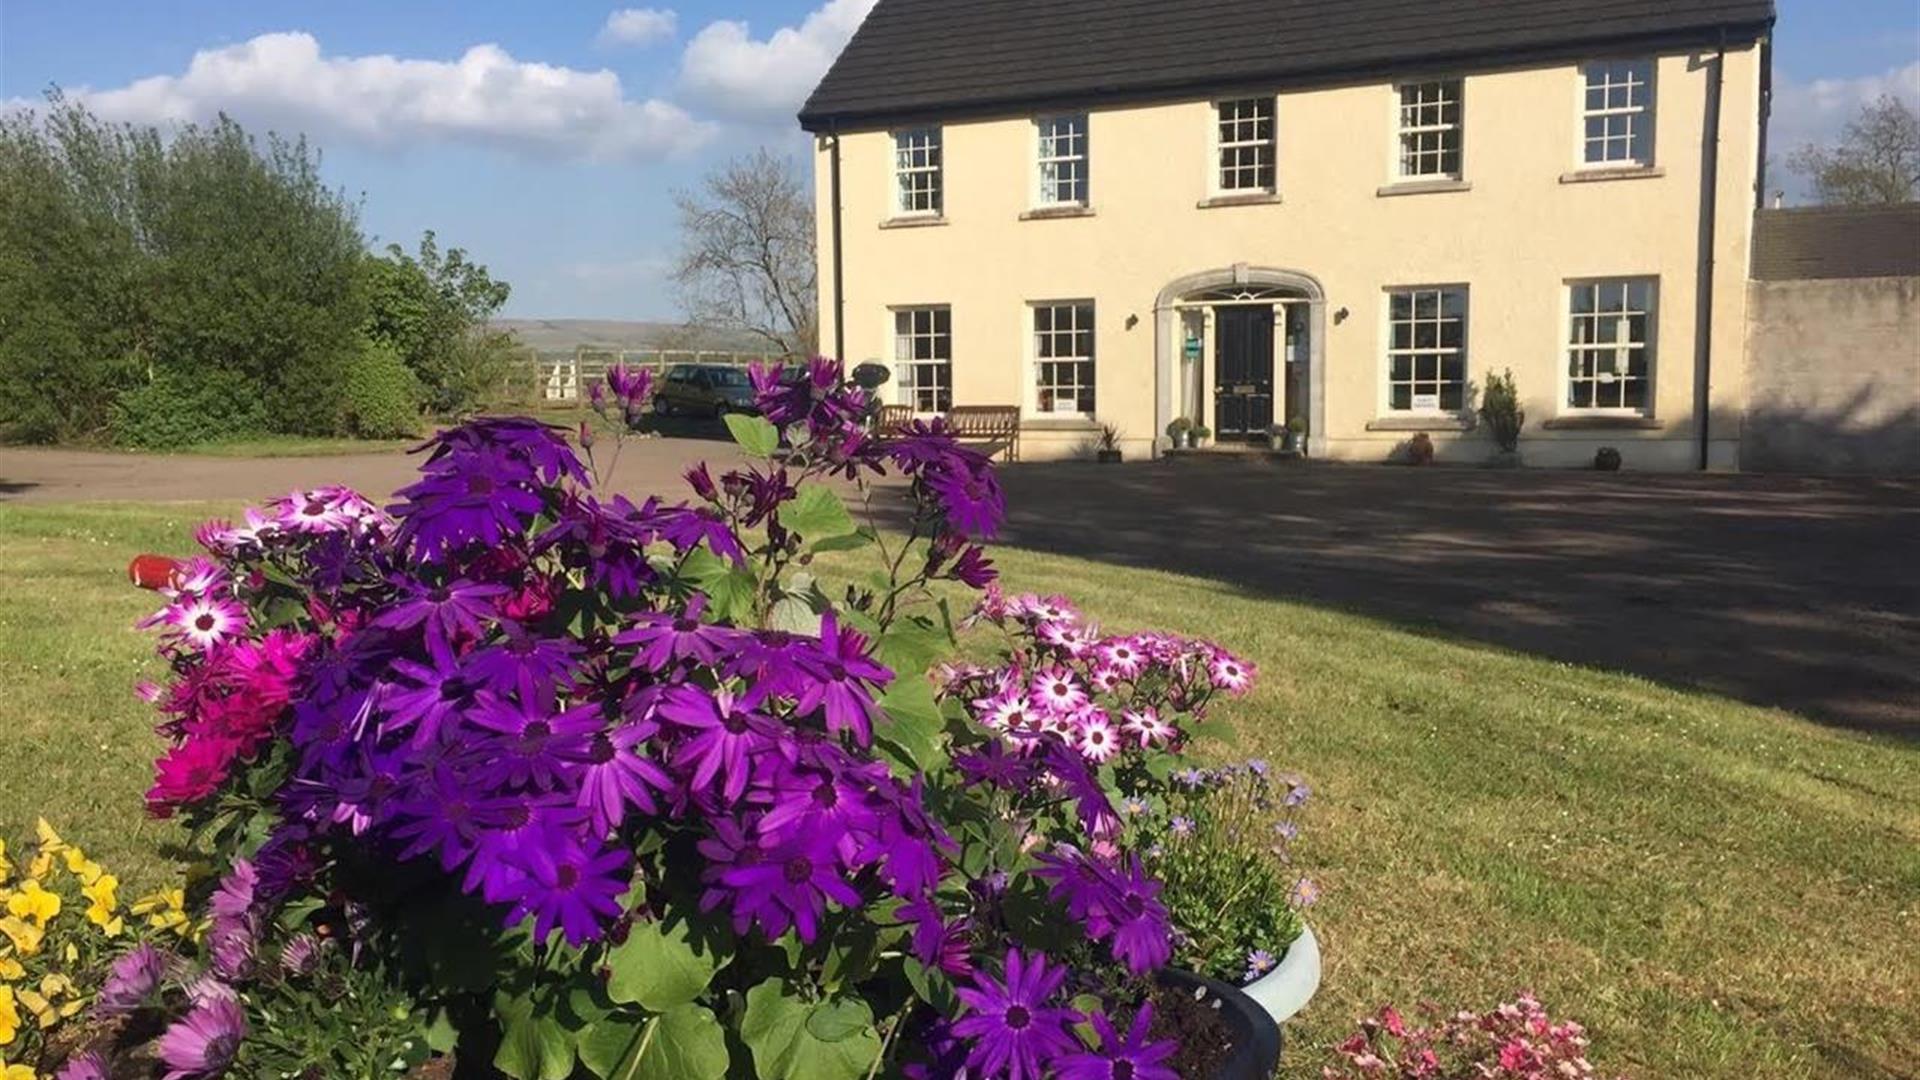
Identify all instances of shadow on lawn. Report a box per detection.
[925,459,1920,738]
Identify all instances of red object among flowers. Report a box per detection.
[129,554,182,590]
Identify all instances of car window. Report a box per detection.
[667,365,692,382]
[710,369,749,388]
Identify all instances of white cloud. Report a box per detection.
[13,31,712,162]
[678,0,877,122]
[599,8,679,48]
[1771,61,1920,158]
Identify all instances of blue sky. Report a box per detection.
[2,0,1915,320]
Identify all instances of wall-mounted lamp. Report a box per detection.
[1334,306,1350,324]
[1125,314,1140,330]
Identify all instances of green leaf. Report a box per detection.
[681,548,757,623]
[606,919,723,1012]
[493,1010,576,1080]
[578,1006,730,1080]
[725,413,781,457]
[741,981,882,1080]
[874,614,950,674]
[768,596,822,637]
[807,531,875,555]
[875,677,948,774]
[783,483,858,542]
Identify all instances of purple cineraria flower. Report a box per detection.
[616,600,739,672]
[604,363,653,411]
[534,495,661,599]
[380,636,484,748]
[724,629,812,698]
[390,446,548,562]
[156,995,247,1080]
[952,949,1083,1080]
[1168,816,1196,838]
[750,757,880,849]
[953,741,1039,790]
[210,858,257,921]
[793,612,891,745]
[96,941,176,1015]
[469,687,603,790]
[56,1051,110,1080]
[1034,849,1173,976]
[899,892,974,978]
[710,825,861,943]
[1054,1004,1181,1080]
[659,684,782,804]
[463,625,582,696]
[657,506,747,566]
[373,578,506,646]
[575,721,672,836]
[391,766,523,870]
[506,839,630,946]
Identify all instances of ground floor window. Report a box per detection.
[1567,279,1654,412]
[892,306,952,413]
[1032,301,1095,414]
[1385,287,1467,411]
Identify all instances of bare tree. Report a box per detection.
[1788,95,1920,206]
[672,149,818,358]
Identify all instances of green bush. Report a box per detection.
[1478,368,1526,453]
[340,341,422,438]
[111,367,268,450]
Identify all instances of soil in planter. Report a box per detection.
[1149,981,1236,1076]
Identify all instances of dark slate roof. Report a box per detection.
[800,0,1775,130]
[1751,205,1920,281]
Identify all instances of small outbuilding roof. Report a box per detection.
[1751,204,1920,281]
[799,0,1775,131]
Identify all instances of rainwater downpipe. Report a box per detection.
[829,123,847,366]
[1693,33,1727,471]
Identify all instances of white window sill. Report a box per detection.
[879,215,949,230]
[1019,205,1096,221]
[1377,178,1473,197]
[1024,417,1101,432]
[1542,414,1663,430]
[1197,192,1282,209]
[1560,166,1665,184]
[1367,414,1474,432]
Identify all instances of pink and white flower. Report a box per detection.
[164,595,250,651]
[1207,650,1255,695]
[1076,714,1120,763]
[1096,638,1145,679]
[1029,667,1089,714]
[1120,707,1178,747]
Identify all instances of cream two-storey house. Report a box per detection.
[800,0,1776,468]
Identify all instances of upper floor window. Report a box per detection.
[1035,114,1089,207]
[1581,61,1654,167]
[1567,279,1655,413]
[1216,98,1276,193]
[893,128,943,216]
[1397,80,1463,179]
[1032,302,1096,415]
[1385,287,1467,412]
[893,306,952,413]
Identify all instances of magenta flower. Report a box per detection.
[952,949,1082,1080]
[710,826,861,942]
[616,602,739,671]
[793,611,891,744]
[96,941,176,1015]
[56,1051,110,1080]
[157,995,247,1079]
[575,722,672,835]
[372,578,506,646]
[506,841,631,946]
[658,685,781,803]
[1053,1003,1180,1080]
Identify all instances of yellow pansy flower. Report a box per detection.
[0,919,41,958]
[60,850,101,887]
[0,1065,31,1080]
[0,840,12,885]
[0,985,19,1046]
[4,885,57,930]
[81,875,120,936]
[31,822,64,856]
[0,958,22,981]
[131,889,192,939]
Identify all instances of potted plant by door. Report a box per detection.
[1127,760,1324,1073]
[1097,422,1125,463]
[1166,417,1193,449]
[1478,369,1525,467]
[1191,423,1213,448]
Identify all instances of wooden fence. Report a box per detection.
[509,347,784,403]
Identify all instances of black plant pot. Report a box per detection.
[1160,969,1283,1079]
[1096,449,1123,463]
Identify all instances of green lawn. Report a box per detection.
[0,501,1914,1079]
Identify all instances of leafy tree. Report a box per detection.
[361,231,518,415]
[1789,95,1920,206]
[672,149,818,358]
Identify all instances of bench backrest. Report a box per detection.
[946,405,1021,438]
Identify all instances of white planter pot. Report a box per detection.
[1241,922,1321,1024]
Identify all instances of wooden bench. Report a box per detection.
[875,404,1022,461]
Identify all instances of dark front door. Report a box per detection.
[1214,306,1275,440]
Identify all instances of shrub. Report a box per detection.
[110,367,268,450]
[1595,447,1623,471]
[1126,762,1315,986]
[1324,994,1623,1079]
[1479,370,1525,453]
[340,340,422,438]
[117,360,1278,1078]
[1407,432,1436,465]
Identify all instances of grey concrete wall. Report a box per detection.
[1742,277,1920,475]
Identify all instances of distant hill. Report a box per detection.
[496,319,769,355]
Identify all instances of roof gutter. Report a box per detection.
[1693,31,1728,472]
